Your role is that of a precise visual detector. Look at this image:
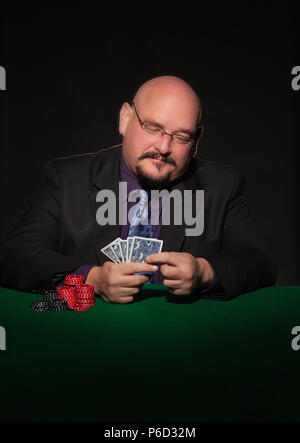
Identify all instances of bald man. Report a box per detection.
[0,76,276,301]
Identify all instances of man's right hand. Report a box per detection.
[85,262,158,304]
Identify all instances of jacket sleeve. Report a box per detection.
[199,170,277,301]
[0,160,83,292]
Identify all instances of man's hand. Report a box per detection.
[146,252,214,295]
[86,262,158,303]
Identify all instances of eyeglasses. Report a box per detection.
[131,101,204,148]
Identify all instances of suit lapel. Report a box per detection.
[90,146,122,265]
[160,180,186,253]
[160,161,202,253]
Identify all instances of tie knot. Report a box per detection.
[128,188,153,239]
[129,189,150,225]
[138,189,148,207]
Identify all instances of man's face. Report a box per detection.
[119,92,200,189]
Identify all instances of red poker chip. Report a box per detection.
[76,290,94,297]
[76,283,94,292]
[64,275,85,286]
[77,301,96,306]
[76,297,96,303]
[76,293,94,299]
[56,286,76,298]
[71,305,90,311]
[60,297,76,304]
[75,292,95,299]
[76,301,95,306]
[57,285,76,293]
[58,292,76,300]
[57,297,76,303]
[63,300,77,310]
[76,286,94,291]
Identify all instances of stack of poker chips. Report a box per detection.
[30,275,96,312]
[57,274,96,311]
[30,289,69,312]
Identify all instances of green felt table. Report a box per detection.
[0,284,300,423]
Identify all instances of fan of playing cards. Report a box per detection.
[101,236,163,264]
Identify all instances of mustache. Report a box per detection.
[138,151,176,166]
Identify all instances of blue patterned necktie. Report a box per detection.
[128,189,153,283]
[128,189,152,238]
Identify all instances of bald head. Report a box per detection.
[133,76,202,126]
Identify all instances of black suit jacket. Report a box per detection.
[0,145,276,300]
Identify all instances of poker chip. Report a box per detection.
[76,288,95,305]
[77,300,96,306]
[43,290,58,303]
[48,300,69,312]
[64,274,85,286]
[30,300,49,312]
[76,284,94,299]
[31,279,95,312]
[56,286,77,308]
[76,297,95,304]
[61,300,76,309]
[76,293,95,300]
[75,283,95,308]
[76,283,94,292]
[56,286,76,297]
[31,301,48,307]
[31,306,48,312]
[76,297,95,302]
[58,293,76,302]
[71,304,90,311]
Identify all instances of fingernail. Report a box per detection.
[152,265,158,270]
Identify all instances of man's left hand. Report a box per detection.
[146,252,214,295]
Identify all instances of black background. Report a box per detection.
[0,4,299,285]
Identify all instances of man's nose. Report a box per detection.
[155,133,172,155]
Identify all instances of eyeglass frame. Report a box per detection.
[131,101,204,156]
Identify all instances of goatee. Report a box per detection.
[135,165,173,190]
[136,151,176,190]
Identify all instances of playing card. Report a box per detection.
[129,236,163,263]
[119,239,127,263]
[110,238,124,263]
[127,237,134,262]
[100,243,120,263]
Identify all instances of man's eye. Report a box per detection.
[143,123,162,133]
[174,135,193,144]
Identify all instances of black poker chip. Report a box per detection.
[31,307,47,312]
[48,300,69,311]
[43,290,58,303]
[30,300,49,312]
[31,288,71,312]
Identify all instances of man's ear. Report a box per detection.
[192,139,199,158]
[119,102,132,136]
[192,126,204,158]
